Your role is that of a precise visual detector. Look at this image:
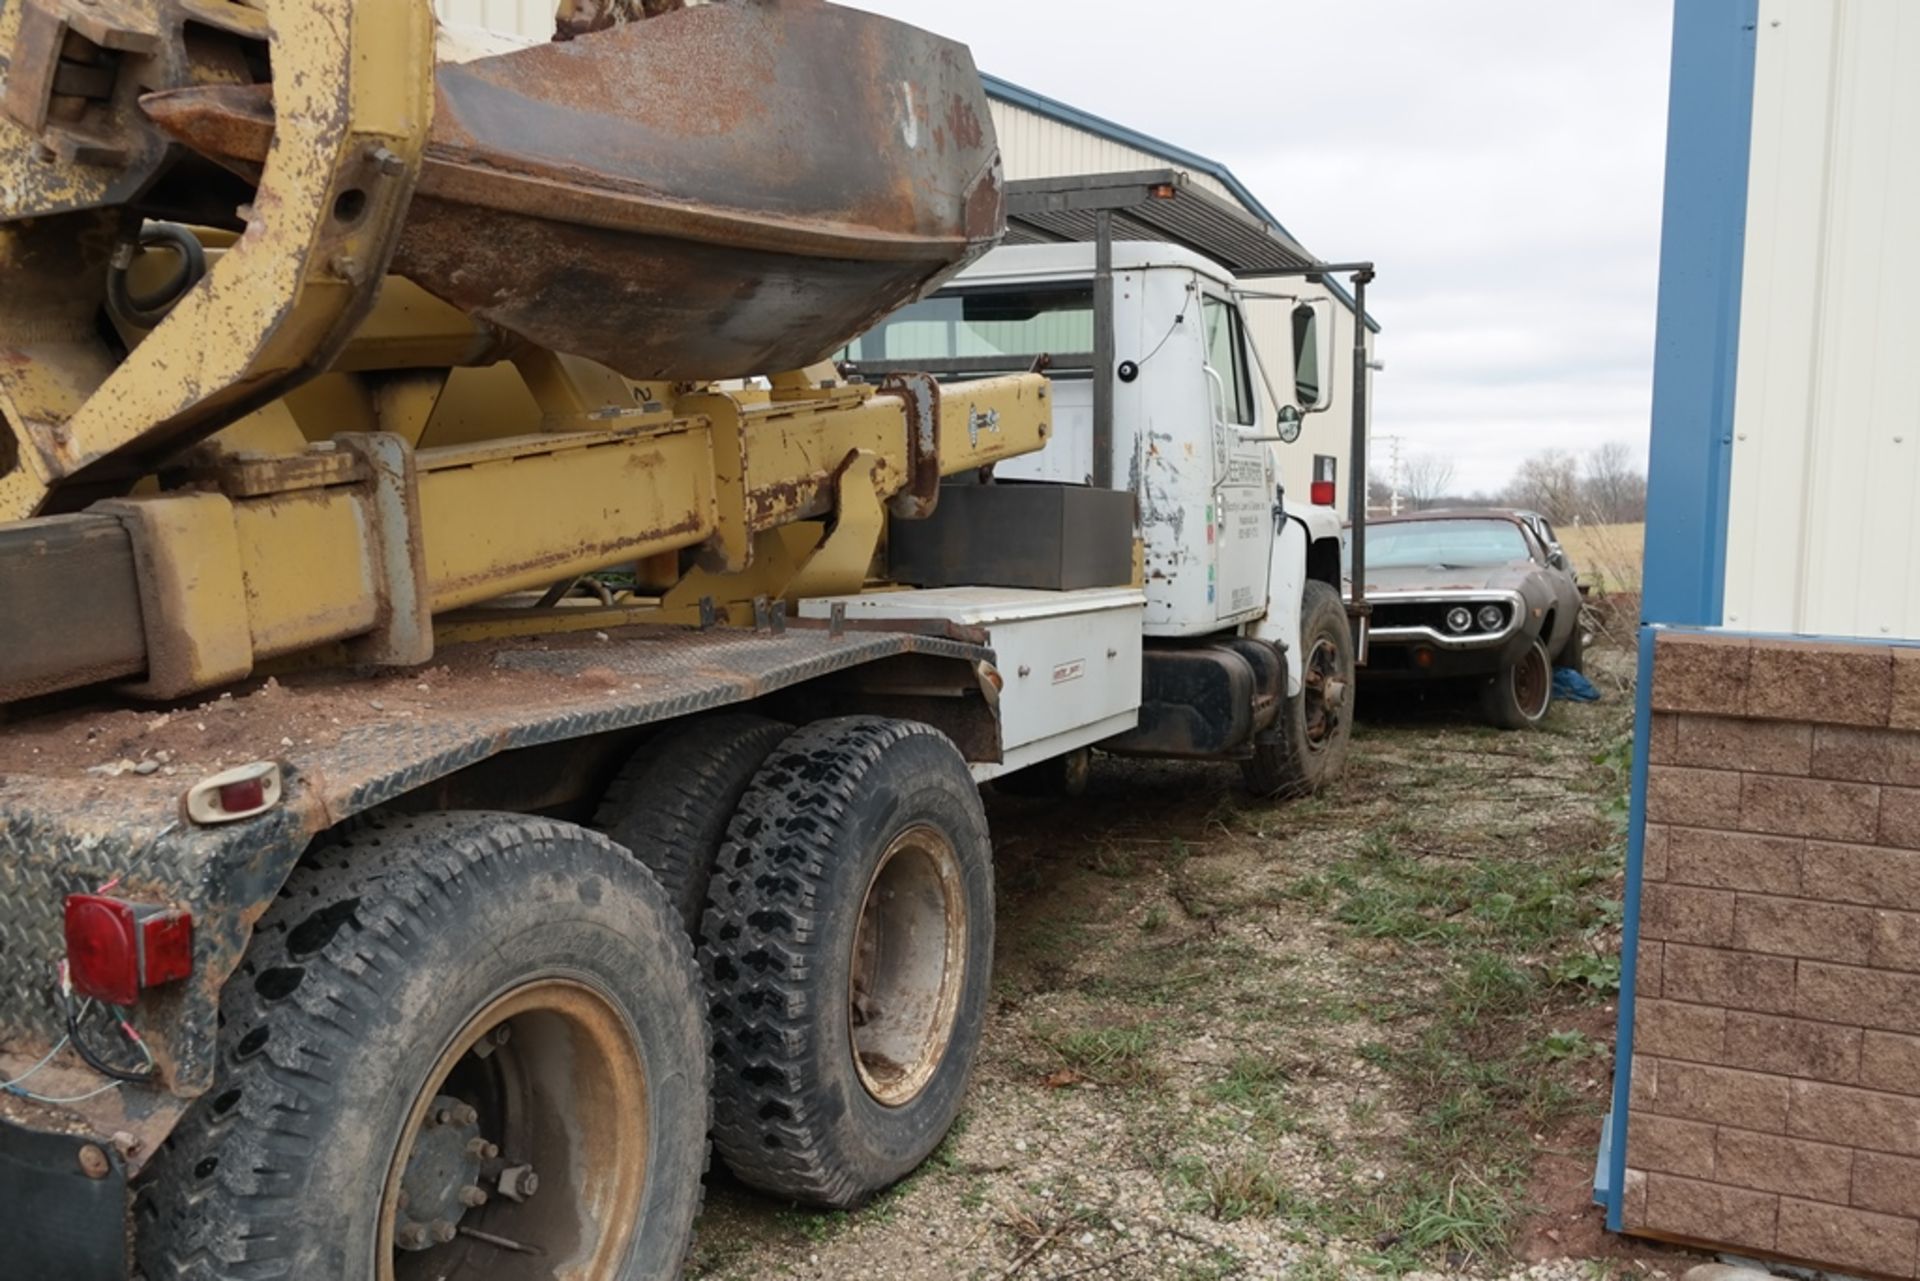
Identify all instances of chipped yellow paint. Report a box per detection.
[22,1,437,487]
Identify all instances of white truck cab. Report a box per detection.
[840,239,1359,797]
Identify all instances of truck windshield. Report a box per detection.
[1359,519,1532,570]
[841,284,1095,370]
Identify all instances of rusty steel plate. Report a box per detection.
[400,0,1005,379]
[0,620,988,1159]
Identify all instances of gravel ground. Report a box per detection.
[685,644,1703,1280]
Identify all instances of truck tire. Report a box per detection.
[595,713,791,937]
[1481,637,1554,730]
[133,812,709,1281]
[1243,580,1354,798]
[702,717,994,1208]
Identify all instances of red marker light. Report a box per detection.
[64,895,194,1007]
[1310,480,1337,507]
[218,777,266,813]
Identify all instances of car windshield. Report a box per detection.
[1356,519,1532,571]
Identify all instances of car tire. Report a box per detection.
[594,713,792,938]
[1244,580,1355,798]
[1481,637,1553,730]
[702,717,994,1209]
[134,812,709,1281]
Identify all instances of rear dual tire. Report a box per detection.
[701,717,995,1209]
[134,813,709,1281]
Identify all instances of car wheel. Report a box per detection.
[1480,637,1553,730]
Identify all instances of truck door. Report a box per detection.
[1200,295,1274,623]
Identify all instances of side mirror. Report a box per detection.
[1275,404,1304,444]
[1291,302,1334,413]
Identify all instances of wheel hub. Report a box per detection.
[849,825,967,1108]
[393,1095,489,1252]
[1302,637,1345,749]
[378,981,646,1279]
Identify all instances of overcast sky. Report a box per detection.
[854,1,1675,495]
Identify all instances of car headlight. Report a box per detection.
[1477,604,1506,631]
[1445,606,1473,634]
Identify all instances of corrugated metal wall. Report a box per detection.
[1722,0,1920,640]
[992,98,1372,511]
[434,0,557,39]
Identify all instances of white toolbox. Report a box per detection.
[799,586,1144,781]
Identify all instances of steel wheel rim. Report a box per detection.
[1301,635,1346,751]
[1512,640,1551,721]
[377,978,648,1279]
[849,824,968,1108]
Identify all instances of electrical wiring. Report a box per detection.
[1133,281,1198,371]
[0,1034,70,1093]
[65,993,158,1084]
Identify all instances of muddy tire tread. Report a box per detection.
[701,717,990,1208]
[595,713,792,936]
[133,812,709,1280]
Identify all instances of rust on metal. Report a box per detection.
[144,1,1007,381]
[875,372,943,520]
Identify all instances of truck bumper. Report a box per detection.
[0,1116,128,1280]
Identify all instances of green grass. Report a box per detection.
[1234,729,1635,1270]
[1049,1023,1160,1087]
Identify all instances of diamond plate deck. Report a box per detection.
[0,621,988,1147]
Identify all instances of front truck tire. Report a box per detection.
[596,713,792,937]
[134,813,710,1281]
[1244,580,1355,798]
[702,718,994,1209]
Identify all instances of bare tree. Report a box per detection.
[1503,449,1583,524]
[1403,454,1458,511]
[1581,440,1648,523]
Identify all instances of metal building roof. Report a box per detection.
[983,74,1379,332]
[1004,170,1320,279]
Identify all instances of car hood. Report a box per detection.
[1356,562,1535,595]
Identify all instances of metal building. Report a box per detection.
[1603,2,1920,1274]
[432,2,1378,509]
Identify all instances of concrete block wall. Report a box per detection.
[1625,631,1920,1277]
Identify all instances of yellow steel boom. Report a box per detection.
[0,0,1051,702]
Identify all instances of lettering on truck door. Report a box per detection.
[1201,295,1274,622]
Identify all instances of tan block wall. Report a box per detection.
[1626,632,1920,1278]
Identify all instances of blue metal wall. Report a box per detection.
[1596,0,1760,1228]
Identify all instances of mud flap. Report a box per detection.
[0,1118,127,1280]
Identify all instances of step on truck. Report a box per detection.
[0,4,1368,1277]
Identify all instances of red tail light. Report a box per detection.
[1310,480,1337,506]
[64,895,193,1007]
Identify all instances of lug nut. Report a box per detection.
[459,1185,488,1208]
[497,1163,539,1202]
[396,1224,431,1251]
[466,1137,499,1160]
[432,1220,458,1244]
[457,1104,479,1127]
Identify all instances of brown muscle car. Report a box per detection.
[1351,509,1586,729]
